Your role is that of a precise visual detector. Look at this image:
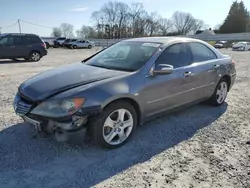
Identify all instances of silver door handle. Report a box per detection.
[183,71,192,77]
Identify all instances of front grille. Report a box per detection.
[14,94,33,115]
[16,101,32,115]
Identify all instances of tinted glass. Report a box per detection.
[85,41,160,72]
[155,43,190,68]
[14,36,24,45]
[188,42,217,63]
[23,36,41,44]
[0,36,14,46]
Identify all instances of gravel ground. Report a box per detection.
[0,48,249,188]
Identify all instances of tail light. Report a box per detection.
[42,43,46,48]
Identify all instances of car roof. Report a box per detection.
[2,33,39,37]
[124,37,207,45]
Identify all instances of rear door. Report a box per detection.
[186,42,220,99]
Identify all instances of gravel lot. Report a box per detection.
[0,48,249,188]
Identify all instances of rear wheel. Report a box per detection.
[29,51,41,62]
[89,101,137,148]
[88,45,92,49]
[73,45,77,49]
[208,78,228,106]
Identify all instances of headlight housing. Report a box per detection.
[31,98,85,118]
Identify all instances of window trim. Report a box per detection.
[187,42,218,64]
[154,42,192,69]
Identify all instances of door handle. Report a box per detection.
[213,64,220,70]
[183,71,193,77]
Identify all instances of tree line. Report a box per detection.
[51,0,250,39]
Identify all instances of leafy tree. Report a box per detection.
[220,1,249,33]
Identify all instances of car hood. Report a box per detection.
[19,63,127,102]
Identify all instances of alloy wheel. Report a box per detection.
[216,81,228,104]
[103,109,134,145]
[31,52,40,61]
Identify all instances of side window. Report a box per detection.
[0,37,9,46]
[188,42,217,63]
[0,36,14,46]
[13,36,24,45]
[155,43,190,68]
[30,36,40,43]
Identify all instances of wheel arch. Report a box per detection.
[221,75,231,91]
[102,97,142,125]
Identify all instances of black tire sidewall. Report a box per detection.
[89,101,137,149]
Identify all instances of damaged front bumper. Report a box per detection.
[13,93,102,139]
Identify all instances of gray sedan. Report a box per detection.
[13,37,236,148]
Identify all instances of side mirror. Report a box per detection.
[152,64,174,76]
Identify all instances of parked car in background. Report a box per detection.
[68,40,95,49]
[54,37,66,47]
[41,37,56,49]
[0,33,47,61]
[214,41,229,49]
[13,37,236,149]
[62,38,78,47]
[232,42,250,51]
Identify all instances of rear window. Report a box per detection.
[24,36,41,44]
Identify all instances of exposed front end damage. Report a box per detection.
[13,92,101,142]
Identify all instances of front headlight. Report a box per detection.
[31,98,85,118]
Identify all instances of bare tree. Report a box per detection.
[158,18,173,35]
[172,11,196,35]
[76,25,97,39]
[51,27,62,37]
[59,23,74,38]
[90,2,207,38]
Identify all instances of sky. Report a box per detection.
[0,0,249,37]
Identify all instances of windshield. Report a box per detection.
[85,41,160,72]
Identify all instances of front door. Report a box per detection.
[141,43,196,118]
[0,36,14,58]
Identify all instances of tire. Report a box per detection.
[88,45,92,49]
[208,78,228,106]
[89,101,137,149]
[29,51,41,62]
[45,42,50,49]
[73,45,77,49]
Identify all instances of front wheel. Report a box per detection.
[208,78,228,106]
[89,101,137,149]
[88,45,92,49]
